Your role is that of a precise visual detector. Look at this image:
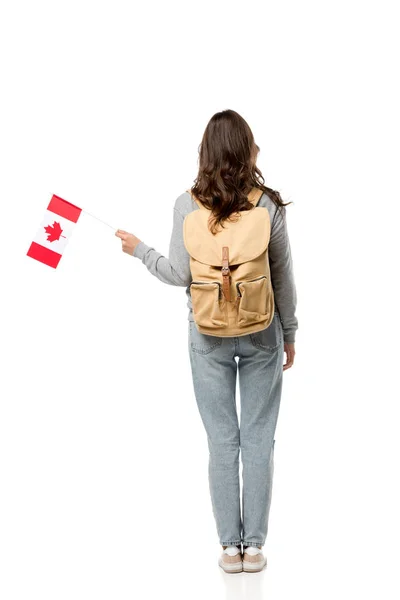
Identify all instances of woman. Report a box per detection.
[115,109,298,573]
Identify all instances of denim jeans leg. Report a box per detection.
[238,311,284,548]
[188,321,242,546]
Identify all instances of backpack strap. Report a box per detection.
[221,246,231,301]
[186,189,207,210]
[247,187,264,206]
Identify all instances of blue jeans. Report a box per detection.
[188,309,284,548]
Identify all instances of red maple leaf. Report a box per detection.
[44,221,66,243]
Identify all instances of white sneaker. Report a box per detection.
[218,545,243,573]
[242,546,267,572]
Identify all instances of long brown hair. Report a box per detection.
[190,109,292,235]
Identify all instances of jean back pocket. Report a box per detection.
[249,311,283,353]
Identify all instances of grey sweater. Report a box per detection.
[132,190,298,343]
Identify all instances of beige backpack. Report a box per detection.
[183,186,275,337]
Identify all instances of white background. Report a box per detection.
[1,1,399,599]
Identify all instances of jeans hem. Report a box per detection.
[243,541,264,548]
[220,541,242,546]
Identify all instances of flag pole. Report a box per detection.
[82,209,117,231]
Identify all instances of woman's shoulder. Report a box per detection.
[258,190,282,214]
[174,190,199,217]
[257,191,286,230]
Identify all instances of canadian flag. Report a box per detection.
[27,195,82,268]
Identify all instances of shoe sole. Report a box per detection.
[242,558,267,572]
[218,559,243,573]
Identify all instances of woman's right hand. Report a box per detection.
[115,229,142,256]
[283,343,295,371]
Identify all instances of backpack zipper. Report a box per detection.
[236,275,267,298]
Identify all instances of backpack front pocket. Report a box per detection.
[190,281,228,328]
[236,275,271,327]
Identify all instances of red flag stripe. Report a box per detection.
[26,241,62,269]
[47,195,82,223]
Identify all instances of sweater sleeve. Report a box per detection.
[132,206,192,287]
[268,205,298,343]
